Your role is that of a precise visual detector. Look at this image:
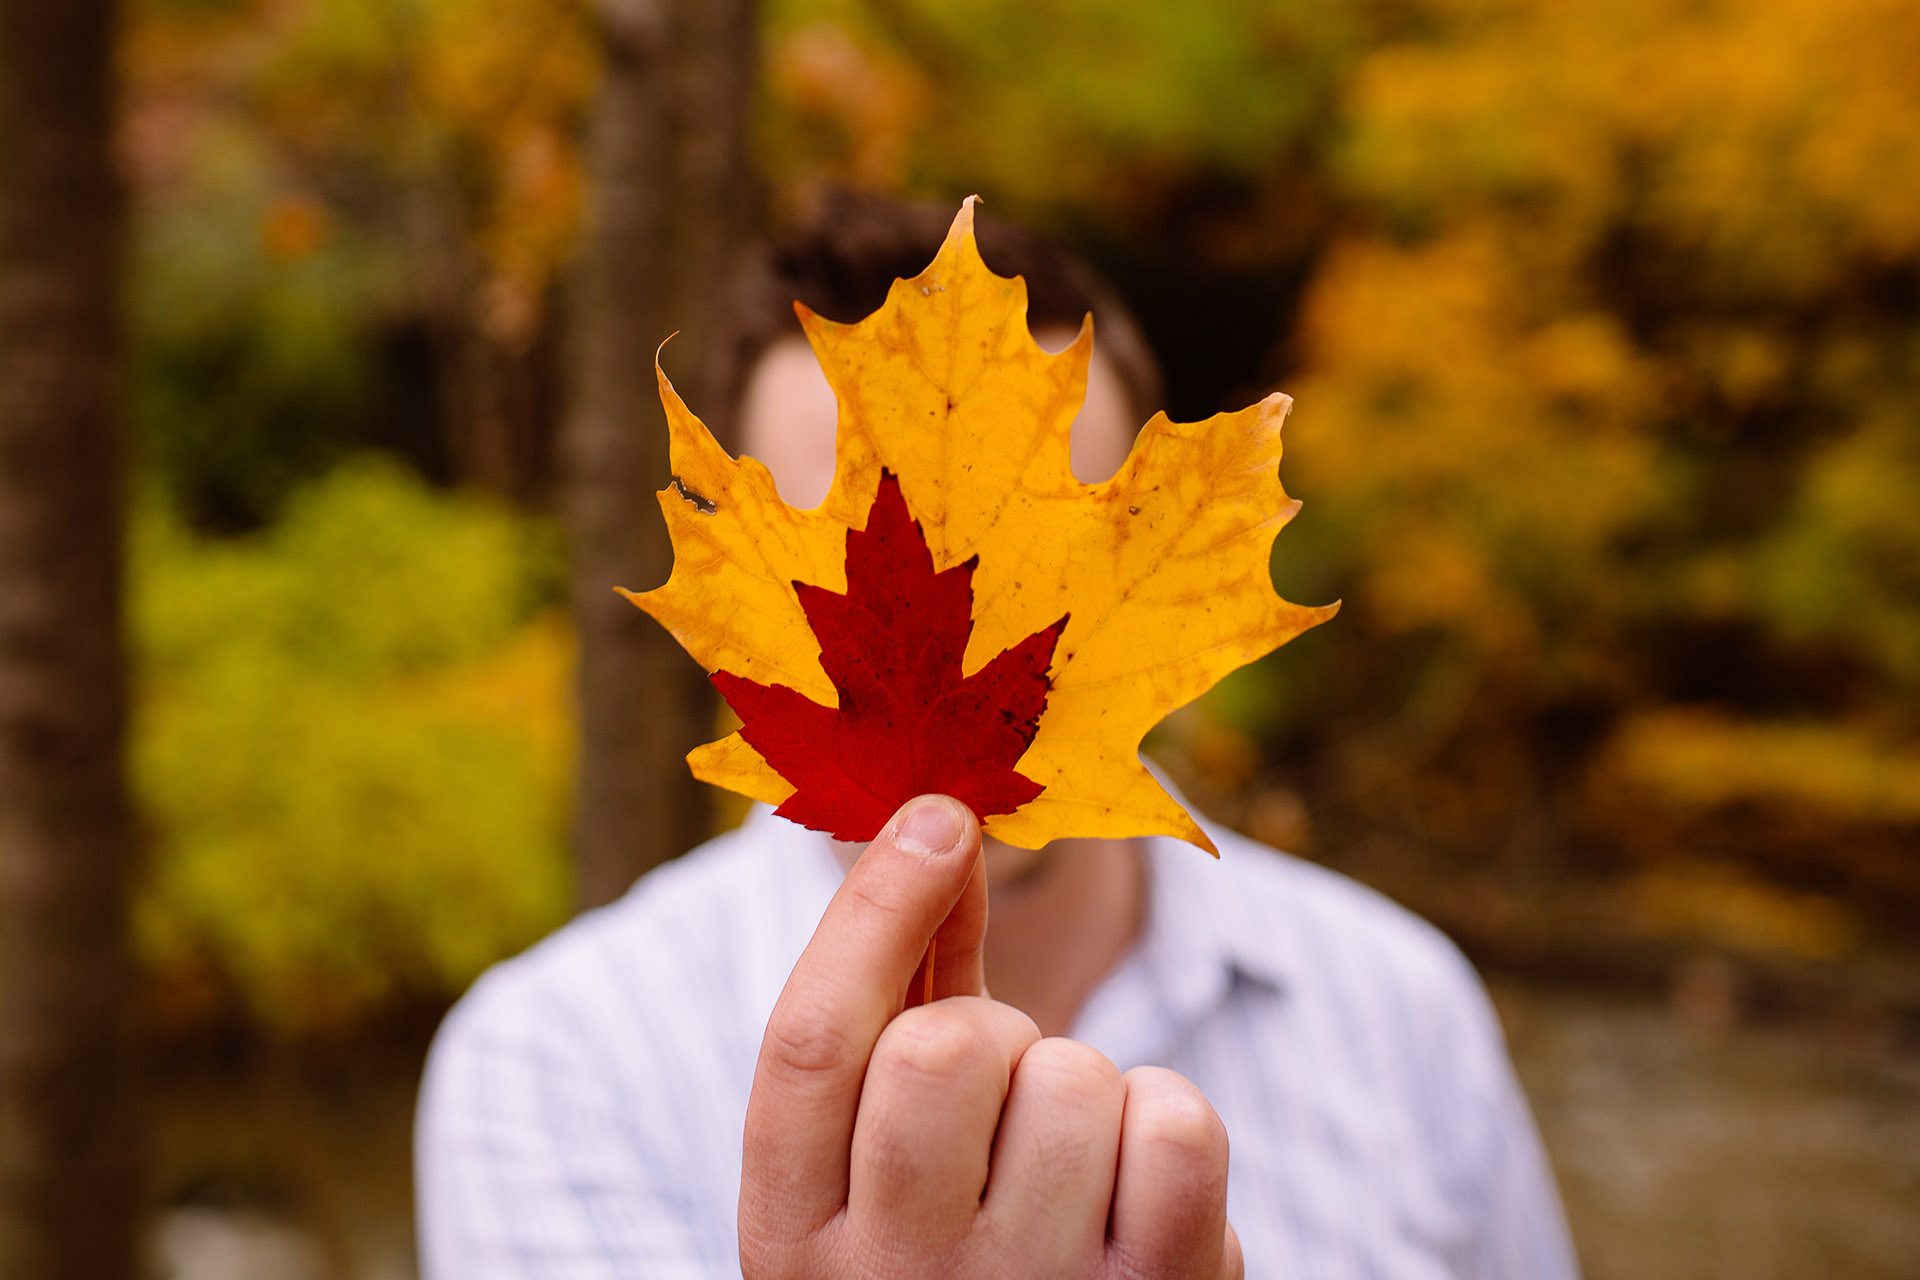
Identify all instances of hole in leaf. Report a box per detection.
[671,475,717,514]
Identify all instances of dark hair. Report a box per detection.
[705,190,1162,448]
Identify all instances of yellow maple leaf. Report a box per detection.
[621,198,1336,854]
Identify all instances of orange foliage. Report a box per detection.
[1284,0,1920,873]
[132,0,595,344]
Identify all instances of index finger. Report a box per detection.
[739,794,987,1243]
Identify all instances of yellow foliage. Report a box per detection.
[767,23,928,189]
[1285,0,1920,881]
[198,0,598,345]
[1344,0,1920,281]
[393,613,575,780]
[1630,862,1856,961]
[1290,233,1655,656]
[1604,709,1920,827]
[413,0,595,327]
[132,462,574,1034]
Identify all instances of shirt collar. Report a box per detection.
[735,775,1297,1052]
[1144,820,1294,997]
[1139,759,1295,994]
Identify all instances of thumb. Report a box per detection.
[858,794,988,1007]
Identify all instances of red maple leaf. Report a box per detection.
[711,471,1067,842]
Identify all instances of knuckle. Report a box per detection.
[761,998,858,1081]
[871,1006,988,1087]
[1128,1090,1221,1159]
[1016,1037,1122,1107]
[1133,1084,1228,1164]
[966,994,1043,1045]
[839,870,917,926]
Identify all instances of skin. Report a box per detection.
[736,336,1239,1278]
[739,796,1242,1280]
[738,328,1136,512]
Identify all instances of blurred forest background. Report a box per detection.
[2,0,1917,1277]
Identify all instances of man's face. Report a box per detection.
[738,330,1138,508]
[738,329,1140,883]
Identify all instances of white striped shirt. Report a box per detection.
[417,804,1579,1279]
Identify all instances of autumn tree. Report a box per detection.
[0,0,141,1276]
[125,0,598,524]
[563,0,758,907]
[1274,0,1920,931]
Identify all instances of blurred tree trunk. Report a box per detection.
[562,0,758,909]
[0,0,141,1277]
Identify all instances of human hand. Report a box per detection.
[739,794,1242,1279]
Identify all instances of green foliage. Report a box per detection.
[763,0,1354,224]
[128,0,594,527]
[1752,415,1920,691]
[132,118,398,529]
[132,460,573,1034]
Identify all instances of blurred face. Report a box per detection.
[737,329,1138,508]
[738,329,1139,882]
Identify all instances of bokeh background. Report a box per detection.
[2,0,1917,1276]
